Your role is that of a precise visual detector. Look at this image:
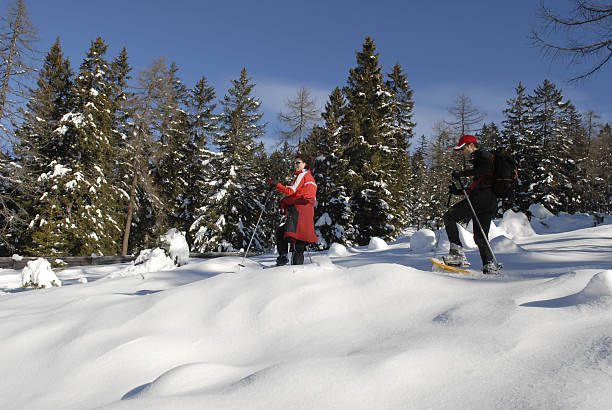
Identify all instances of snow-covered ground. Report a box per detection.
[1,208,611,410]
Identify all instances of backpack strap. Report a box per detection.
[467,153,495,195]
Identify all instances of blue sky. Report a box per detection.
[23,0,612,148]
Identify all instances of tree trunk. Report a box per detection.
[121,171,138,256]
[0,2,22,121]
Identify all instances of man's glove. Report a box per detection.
[451,170,462,180]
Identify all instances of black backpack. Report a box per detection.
[491,149,518,198]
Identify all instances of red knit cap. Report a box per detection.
[453,134,477,151]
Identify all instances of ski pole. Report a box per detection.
[456,177,501,267]
[239,189,274,268]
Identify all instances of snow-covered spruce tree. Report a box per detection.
[14,38,73,174]
[477,122,502,150]
[154,62,193,234]
[591,123,612,213]
[563,104,587,213]
[385,62,416,229]
[341,37,399,245]
[259,144,292,250]
[11,38,73,253]
[306,87,354,247]
[501,81,534,213]
[526,79,575,214]
[178,75,218,245]
[405,135,433,228]
[575,110,601,214]
[191,68,266,252]
[108,47,132,184]
[0,151,28,255]
[27,37,125,256]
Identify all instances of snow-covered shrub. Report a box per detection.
[368,237,389,250]
[490,235,525,253]
[409,229,436,252]
[21,258,62,289]
[113,248,176,278]
[499,209,536,238]
[328,242,349,257]
[160,228,189,266]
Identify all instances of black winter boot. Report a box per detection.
[276,254,289,266]
[292,252,304,265]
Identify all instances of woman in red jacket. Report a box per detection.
[270,153,318,265]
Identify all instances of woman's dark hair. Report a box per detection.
[295,153,312,170]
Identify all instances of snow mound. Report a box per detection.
[499,209,536,238]
[529,203,595,234]
[133,362,255,398]
[529,203,554,219]
[114,248,176,278]
[581,270,612,299]
[310,255,336,270]
[160,228,189,266]
[368,237,389,250]
[490,235,525,253]
[328,242,349,257]
[522,271,612,308]
[409,229,436,252]
[21,258,62,288]
[197,256,257,273]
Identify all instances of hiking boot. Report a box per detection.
[482,261,501,275]
[276,254,289,266]
[442,244,470,267]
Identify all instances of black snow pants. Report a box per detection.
[443,188,497,265]
[276,224,307,265]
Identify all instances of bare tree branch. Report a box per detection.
[532,1,612,81]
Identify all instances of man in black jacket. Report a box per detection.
[443,134,500,274]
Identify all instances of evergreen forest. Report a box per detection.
[1,3,611,257]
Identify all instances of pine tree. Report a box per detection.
[154,62,192,233]
[11,39,73,253]
[527,79,574,214]
[341,37,399,244]
[562,104,586,213]
[15,38,73,171]
[501,81,533,212]
[191,68,266,252]
[302,87,354,247]
[27,37,124,256]
[592,123,612,213]
[385,62,416,229]
[180,76,218,245]
[406,135,433,228]
[386,62,415,152]
[0,152,27,254]
[477,122,502,149]
[317,87,353,246]
[258,143,292,249]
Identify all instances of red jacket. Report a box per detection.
[275,169,318,244]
